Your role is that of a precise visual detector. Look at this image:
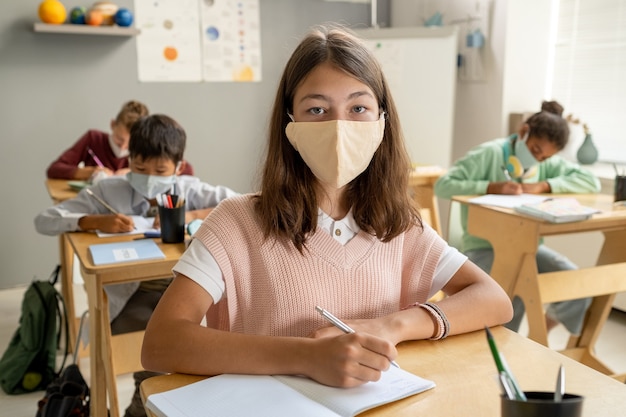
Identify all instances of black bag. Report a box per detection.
[36,311,90,417]
[0,265,69,394]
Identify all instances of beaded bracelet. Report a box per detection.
[408,302,450,340]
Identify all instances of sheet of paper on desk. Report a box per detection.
[96,216,158,237]
[146,366,435,417]
[468,194,548,208]
[89,239,165,265]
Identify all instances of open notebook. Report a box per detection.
[146,366,435,417]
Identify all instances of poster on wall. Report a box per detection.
[200,0,262,82]
[134,0,262,83]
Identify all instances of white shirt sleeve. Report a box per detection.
[175,230,468,304]
[172,238,226,303]
[429,244,468,299]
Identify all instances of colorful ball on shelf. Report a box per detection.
[114,8,133,27]
[38,0,67,24]
[69,6,86,24]
[91,1,118,26]
[85,9,103,26]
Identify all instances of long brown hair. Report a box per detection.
[254,24,421,252]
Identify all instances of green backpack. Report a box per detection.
[0,266,69,395]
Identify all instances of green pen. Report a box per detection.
[485,326,527,401]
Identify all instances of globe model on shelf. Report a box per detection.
[91,1,118,25]
[114,8,133,27]
[38,0,67,24]
[69,6,86,24]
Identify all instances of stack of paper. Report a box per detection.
[146,366,436,417]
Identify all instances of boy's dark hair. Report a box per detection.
[129,114,186,164]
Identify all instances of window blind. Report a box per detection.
[549,0,626,163]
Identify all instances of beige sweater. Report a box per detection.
[194,194,444,337]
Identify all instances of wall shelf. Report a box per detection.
[33,23,140,36]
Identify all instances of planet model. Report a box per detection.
[114,8,133,27]
[38,0,67,24]
[69,6,86,24]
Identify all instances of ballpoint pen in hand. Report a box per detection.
[554,364,564,402]
[485,326,526,401]
[315,306,400,368]
[501,165,512,181]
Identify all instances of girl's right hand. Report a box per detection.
[305,332,396,388]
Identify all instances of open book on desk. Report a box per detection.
[146,366,435,417]
[468,194,599,223]
[513,197,600,223]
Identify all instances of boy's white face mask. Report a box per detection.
[108,133,130,158]
[285,115,385,188]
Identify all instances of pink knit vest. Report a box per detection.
[194,194,444,337]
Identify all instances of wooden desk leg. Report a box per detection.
[83,271,109,417]
[102,290,120,417]
[59,234,77,353]
[514,253,549,346]
[570,294,616,374]
[598,229,626,265]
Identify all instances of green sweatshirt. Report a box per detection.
[434,136,601,252]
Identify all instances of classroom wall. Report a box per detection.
[0,0,390,289]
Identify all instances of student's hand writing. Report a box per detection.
[306,332,397,388]
[113,167,131,177]
[487,181,522,195]
[521,181,551,194]
[152,213,160,229]
[78,214,135,233]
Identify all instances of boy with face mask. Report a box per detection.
[434,100,601,337]
[46,100,195,181]
[35,113,238,324]
[35,113,238,417]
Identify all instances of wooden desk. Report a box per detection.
[140,326,626,416]
[44,179,80,352]
[454,194,626,376]
[409,167,445,235]
[45,178,80,204]
[67,232,187,417]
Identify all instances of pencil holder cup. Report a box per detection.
[501,392,583,417]
[158,205,185,243]
[614,176,626,202]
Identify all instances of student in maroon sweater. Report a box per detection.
[46,100,194,180]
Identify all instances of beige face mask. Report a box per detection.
[285,115,385,188]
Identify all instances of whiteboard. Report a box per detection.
[357,27,458,168]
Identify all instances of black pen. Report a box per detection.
[315,306,400,368]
